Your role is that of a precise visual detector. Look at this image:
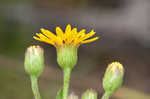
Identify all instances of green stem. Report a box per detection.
[30,76,41,99]
[63,68,71,99]
[101,91,111,99]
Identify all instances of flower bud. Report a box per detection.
[68,93,78,99]
[57,45,78,69]
[24,45,44,77]
[81,89,98,99]
[103,62,124,94]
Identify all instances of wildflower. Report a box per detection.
[33,24,99,69]
[33,24,99,99]
[33,24,99,47]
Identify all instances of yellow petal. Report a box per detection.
[36,33,48,40]
[77,29,85,38]
[40,28,63,45]
[71,28,77,35]
[56,36,63,45]
[73,29,86,44]
[81,30,95,40]
[33,35,55,45]
[72,28,78,39]
[56,26,64,38]
[81,37,99,44]
[40,28,57,41]
[65,24,71,33]
[78,29,85,34]
[65,24,72,38]
[67,28,77,43]
[33,36,41,41]
[43,40,55,45]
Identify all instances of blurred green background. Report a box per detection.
[0,0,150,99]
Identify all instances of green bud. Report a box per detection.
[103,62,124,94]
[24,45,44,77]
[68,93,78,99]
[81,89,98,99]
[57,45,78,69]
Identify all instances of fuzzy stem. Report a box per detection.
[101,91,111,99]
[30,76,41,99]
[63,68,71,99]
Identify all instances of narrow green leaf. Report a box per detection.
[56,88,63,99]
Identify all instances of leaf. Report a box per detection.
[56,88,63,99]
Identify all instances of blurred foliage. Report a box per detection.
[88,0,124,9]
[0,15,33,59]
[0,0,30,4]
[0,56,60,99]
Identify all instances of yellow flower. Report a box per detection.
[33,24,99,47]
[33,24,99,69]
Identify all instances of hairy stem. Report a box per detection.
[101,91,111,99]
[30,76,41,99]
[63,68,71,99]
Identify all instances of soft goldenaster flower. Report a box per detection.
[33,24,99,69]
[33,24,99,47]
[33,25,99,99]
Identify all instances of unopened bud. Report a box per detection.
[24,45,44,77]
[103,62,124,94]
[81,89,98,99]
[68,93,78,99]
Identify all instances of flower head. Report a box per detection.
[33,24,99,69]
[33,24,99,47]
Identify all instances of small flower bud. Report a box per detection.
[103,62,124,94]
[24,45,44,77]
[68,93,78,99]
[57,45,78,69]
[81,89,98,99]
